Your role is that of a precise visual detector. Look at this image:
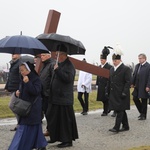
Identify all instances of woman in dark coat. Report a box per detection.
[107,53,131,133]
[8,62,47,150]
[46,44,78,148]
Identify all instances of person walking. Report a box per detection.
[107,47,131,133]
[77,58,92,115]
[46,44,78,148]
[8,62,47,150]
[5,54,21,131]
[96,46,112,116]
[5,54,21,93]
[131,53,150,120]
[39,52,55,136]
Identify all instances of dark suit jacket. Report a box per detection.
[132,62,150,98]
[96,62,112,101]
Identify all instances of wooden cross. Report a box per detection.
[35,10,109,78]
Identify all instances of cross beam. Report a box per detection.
[35,9,110,78]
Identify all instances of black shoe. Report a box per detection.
[47,140,55,144]
[82,112,88,115]
[119,127,129,132]
[37,147,46,150]
[138,116,146,120]
[10,127,17,131]
[57,142,72,148]
[101,113,107,116]
[109,128,119,133]
[107,110,111,114]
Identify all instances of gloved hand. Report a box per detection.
[121,92,126,99]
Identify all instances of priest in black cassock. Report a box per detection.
[46,44,78,148]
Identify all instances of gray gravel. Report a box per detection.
[0,106,150,150]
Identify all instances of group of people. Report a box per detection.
[77,46,150,134]
[5,43,150,149]
[94,47,150,133]
[6,44,78,150]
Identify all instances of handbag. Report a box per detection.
[9,92,37,117]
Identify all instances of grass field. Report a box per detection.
[0,89,134,118]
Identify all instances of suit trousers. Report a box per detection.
[114,110,129,130]
[133,97,148,118]
[78,92,89,112]
[102,99,109,114]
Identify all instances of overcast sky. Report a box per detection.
[0,0,150,68]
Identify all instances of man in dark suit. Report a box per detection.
[131,53,150,120]
[96,46,112,116]
[107,51,131,133]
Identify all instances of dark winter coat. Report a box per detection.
[107,63,131,111]
[96,63,112,101]
[19,72,42,125]
[39,58,55,97]
[131,62,150,98]
[50,58,75,105]
[5,59,20,92]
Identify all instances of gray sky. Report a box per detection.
[0,0,150,68]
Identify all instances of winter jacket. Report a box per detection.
[39,58,55,97]
[50,58,75,105]
[5,59,20,92]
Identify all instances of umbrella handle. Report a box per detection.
[56,51,60,65]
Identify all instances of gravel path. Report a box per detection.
[0,106,150,150]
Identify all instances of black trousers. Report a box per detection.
[102,100,109,114]
[78,92,89,112]
[133,97,148,118]
[113,110,129,130]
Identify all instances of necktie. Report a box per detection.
[137,64,142,74]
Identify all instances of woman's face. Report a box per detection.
[19,65,30,77]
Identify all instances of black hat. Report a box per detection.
[56,44,67,53]
[100,46,112,59]
[112,54,121,60]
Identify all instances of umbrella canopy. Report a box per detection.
[0,35,49,55]
[20,55,34,64]
[36,33,86,55]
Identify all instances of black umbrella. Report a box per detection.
[36,33,86,55]
[20,55,34,64]
[0,35,49,55]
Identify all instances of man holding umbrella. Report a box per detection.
[46,44,78,148]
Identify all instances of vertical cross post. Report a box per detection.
[35,10,61,74]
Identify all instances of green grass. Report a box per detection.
[74,90,103,112]
[0,89,134,118]
[0,96,15,118]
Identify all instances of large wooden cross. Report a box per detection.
[35,10,109,78]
